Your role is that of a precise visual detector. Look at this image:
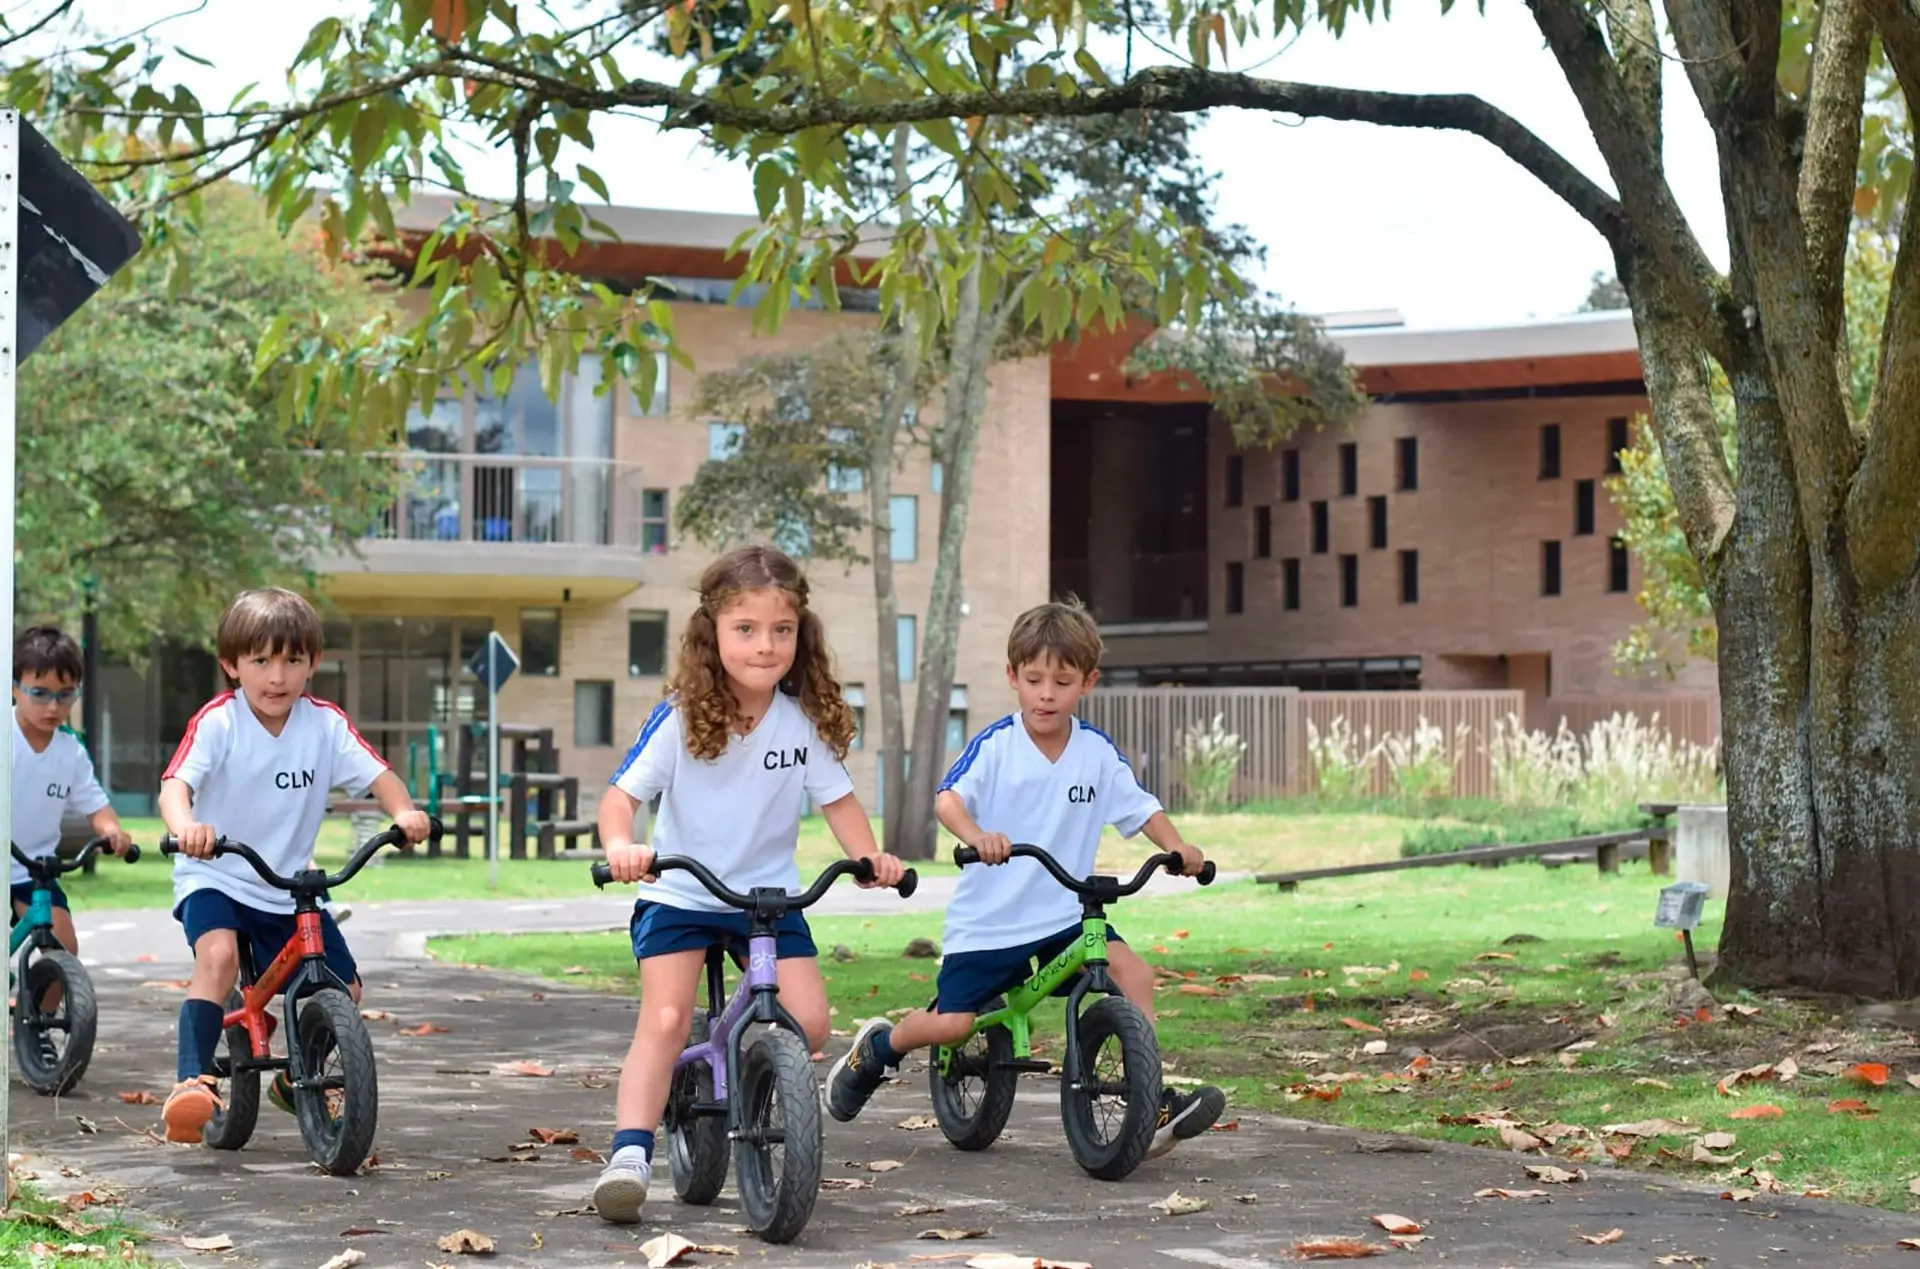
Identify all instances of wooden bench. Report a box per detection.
[1637,802,1678,877]
[1256,828,1662,892]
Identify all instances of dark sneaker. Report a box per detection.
[825,1018,893,1123]
[1146,1084,1227,1159]
[268,1072,295,1115]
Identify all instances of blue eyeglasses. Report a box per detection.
[14,681,78,705]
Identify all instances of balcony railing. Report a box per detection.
[364,452,655,551]
[1052,552,1210,625]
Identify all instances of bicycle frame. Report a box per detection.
[226,907,352,1072]
[679,926,806,1134]
[9,885,57,959]
[971,917,1115,1059]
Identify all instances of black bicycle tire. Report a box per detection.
[1059,995,1161,1181]
[733,1027,823,1243]
[667,1014,731,1204]
[15,951,95,1095]
[294,990,379,1176]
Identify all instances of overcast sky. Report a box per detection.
[64,0,1728,329]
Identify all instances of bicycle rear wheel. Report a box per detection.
[14,951,94,1095]
[666,1014,730,1204]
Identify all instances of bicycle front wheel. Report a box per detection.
[14,951,95,1095]
[294,989,379,1176]
[1059,995,1160,1181]
[733,1027,822,1243]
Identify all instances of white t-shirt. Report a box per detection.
[9,712,110,887]
[937,714,1163,956]
[164,691,389,914]
[611,693,856,915]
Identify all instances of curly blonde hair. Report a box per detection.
[665,545,857,762]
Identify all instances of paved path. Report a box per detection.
[12,966,1920,1268]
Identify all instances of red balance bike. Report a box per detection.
[158,819,441,1175]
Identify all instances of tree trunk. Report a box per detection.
[893,242,995,861]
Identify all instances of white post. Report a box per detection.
[487,683,499,892]
[0,109,21,1184]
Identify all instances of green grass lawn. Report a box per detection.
[2,1179,149,1267]
[56,806,1434,910]
[431,859,1920,1211]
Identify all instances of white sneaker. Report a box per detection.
[592,1146,652,1223]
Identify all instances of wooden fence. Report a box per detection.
[1078,687,1723,807]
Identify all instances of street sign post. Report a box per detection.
[467,633,520,891]
[1653,880,1712,980]
[0,110,143,1194]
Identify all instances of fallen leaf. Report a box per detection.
[1730,1104,1784,1120]
[437,1230,495,1254]
[183,1236,235,1252]
[1605,1142,1633,1160]
[917,1230,989,1242]
[1388,1235,1427,1250]
[61,1191,101,1213]
[867,1159,905,1172]
[1292,1238,1388,1260]
[1408,970,1429,981]
[1500,1126,1546,1153]
[1150,1191,1210,1216]
[1368,1214,1421,1235]
[1361,1040,1388,1056]
[136,953,157,963]
[320,1252,367,1269]
[499,1061,553,1078]
[1210,1120,1241,1132]
[74,1116,98,1134]
[897,1115,940,1131]
[1804,1041,1840,1054]
[1776,1058,1800,1082]
[337,1228,387,1237]
[1473,1188,1551,1200]
[400,1022,449,1036]
[965,1257,1090,1269]
[1235,1193,1258,1204]
[637,1233,739,1267]
[1826,1098,1878,1117]
[1525,1165,1584,1184]
[1475,952,1516,962]
[1846,1062,1890,1087]
[1724,1003,1761,1018]
[898,1203,946,1217]
[1339,1017,1383,1033]
[1715,1062,1776,1095]
[570,1147,605,1164]
[820,1177,873,1190]
[528,1127,578,1145]
[1572,1228,1623,1246]
[1173,929,1190,939]
[1907,1073,1920,1091]
[1908,1177,1920,1198]
[359,1009,391,1021]
[116,1091,158,1105]
[1654,1258,1709,1266]
[1691,1141,1739,1165]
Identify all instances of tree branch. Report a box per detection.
[1603,0,1663,150]
[446,56,1627,242]
[1799,0,1871,426]
[1847,146,1920,589]
[1526,0,1733,357]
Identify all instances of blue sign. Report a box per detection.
[468,632,519,692]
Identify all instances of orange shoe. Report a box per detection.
[163,1076,222,1143]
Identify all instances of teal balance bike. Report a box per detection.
[930,844,1214,1180]
[10,838,140,1093]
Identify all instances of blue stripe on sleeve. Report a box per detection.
[938,715,1016,791]
[611,701,674,785]
[1079,720,1148,788]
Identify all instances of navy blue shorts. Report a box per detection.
[175,890,359,989]
[629,900,817,963]
[935,922,1125,1015]
[9,879,68,913]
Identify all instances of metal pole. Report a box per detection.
[0,109,22,1189]
[80,581,99,757]
[487,681,499,892]
[1682,929,1700,982]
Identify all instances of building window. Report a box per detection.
[890,494,918,562]
[1225,453,1244,507]
[1540,423,1561,479]
[1396,436,1419,491]
[826,426,863,493]
[573,680,614,748]
[1575,479,1596,536]
[520,608,560,676]
[1542,541,1563,597]
[1254,505,1272,559]
[845,683,866,749]
[1225,562,1245,615]
[897,615,916,681]
[1283,558,1301,611]
[1607,416,1629,474]
[1339,554,1358,608]
[640,488,669,554]
[627,610,668,676]
[1311,501,1329,554]
[946,685,968,751]
[1400,550,1419,604]
[1282,449,1301,502]
[1368,495,1387,550]
[708,421,744,460]
[931,461,944,494]
[1339,443,1358,497]
[1609,536,1631,593]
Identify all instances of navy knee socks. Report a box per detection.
[612,1128,655,1161]
[177,998,225,1082]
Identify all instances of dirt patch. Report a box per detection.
[1428,1020,1590,1061]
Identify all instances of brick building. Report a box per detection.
[86,203,1699,815]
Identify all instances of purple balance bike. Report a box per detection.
[591,854,918,1243]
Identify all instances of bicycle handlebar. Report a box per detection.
[8,837,141,877]
[951,843,1216,896]
[159,817,444,892]
[590,854,918,908]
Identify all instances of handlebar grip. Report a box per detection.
[1198,861,1216,885]
[897,868,918,899]
[123,843,141,864]
[159,835,179,856]
[954,845,981,867]
[590,863,613,888]
[851,856,876,885]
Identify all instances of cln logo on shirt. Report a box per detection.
[763,747,809,771]
[274,768,317,790]
[43,782,69,799]
[1068,783,1097,804]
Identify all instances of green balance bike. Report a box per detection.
[10,838,141,1093]
[930,843,1215,1180]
